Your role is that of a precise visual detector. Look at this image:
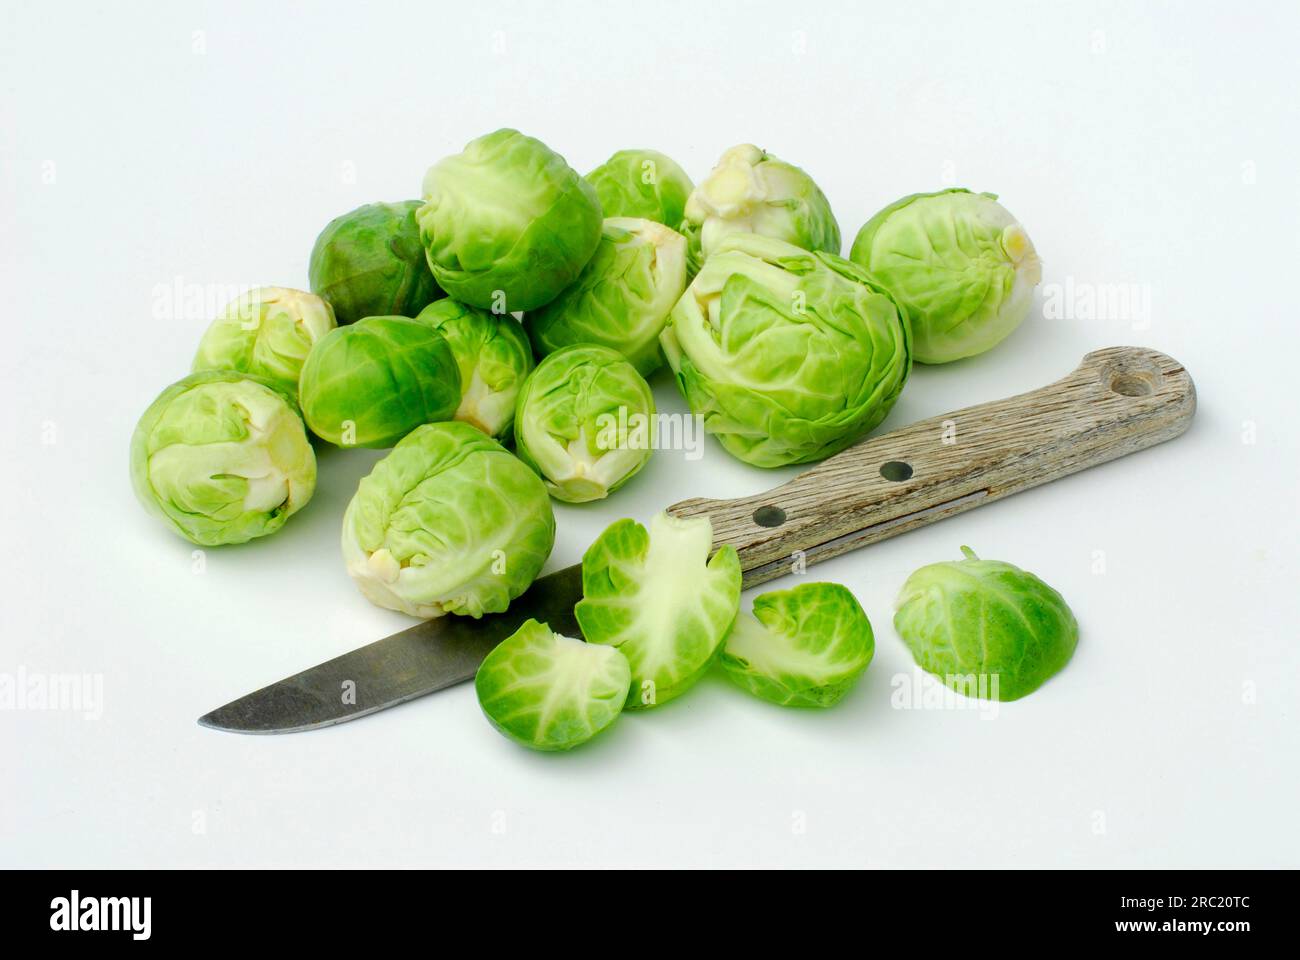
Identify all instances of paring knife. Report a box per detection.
[199,346,1196,734]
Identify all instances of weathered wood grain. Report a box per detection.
[666,346,1196,588]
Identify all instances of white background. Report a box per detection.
[2,0,1297,868]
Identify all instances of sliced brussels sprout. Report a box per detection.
[720,582,874,707]
[849,188,1042,364]
[894,547,1078,701]
[660,233,911,467]
[682,144,840,271]
[341,422,555,618]
[417,129,603,311]
[130,371,316,546]
[308,201,443,325]
[525,218,688,376]
[191,287,336,392]
[475,619,631,751]
[585,149,694,228]
[576,512,741,709]
[297,315,461,448]
[514,345,655,503]
[412,300,533,437]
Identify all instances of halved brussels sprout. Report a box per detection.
[525,217,687,376]
[130,371,316,546]
[585,149,694,228]
[417,129,603,311]
[894,547,1078,701]
[576,512,741,709]
[297,315,461,448]
[682,144,840,272]
[514,345,655,503]
[191,287,336,392]
[341,422,555,618]
[720,582,874,707]
[660,233,911,467]
[308,201,443,325]
[849,189,1042,364]
[475,619,631,751]
[413,300,533,437]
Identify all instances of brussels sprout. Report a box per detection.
[720,582,874,708]
[849,189,1042,364]
[130,371,316,546]
[576,512,741,709]
[894,547,1078,701]
[412,300,533,437]
[191,287,336,392]
[585,149,694,228]
[475,619,631,751]
[682,144,840,272]
[297,315,461,448]
[514,345,655,503]
[308,201,443,325]
[417,129,603,312]
[525,218,687,376]
[341,422,555,618]
[660,233,911,468]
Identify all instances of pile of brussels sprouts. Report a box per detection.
[131,128,1074,750]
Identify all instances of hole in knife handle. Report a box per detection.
[753,505,786,527]
[879,460,913,482]
[1108,372,1155,397]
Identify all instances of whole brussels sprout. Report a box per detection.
[417,129,603,312]
[308,201,443,325]
[297,315,461,448]
[412,300,533,438]
[525,217,688,376]
[130,370,316,546]
[342,421,555,618]
[682,144,840,272]
[191,286,336,393]
[576,512,741,709]
[660,233,911,468]
[720,582,874,708]
[585,149,694,228]
[894,547,1078,701]
[475,619,631,751]
[514,345,655,503]
[849,189,1042,364]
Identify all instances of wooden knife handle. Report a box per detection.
[666,346,1196,588]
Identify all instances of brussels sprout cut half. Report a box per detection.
[514,345,655,503]
[576,512,741,709]
[308,201,443,325]
[525,217,688,376]
[721,583,874,707]
[585,149,694,228]
[417,128,603,312]
[682,144,840,271]
[298,315,461,448]
[413,300,533,437]
[130,371,316,546]
[475,619,632,751]
[893,547,1078,701]
[661,233,911,468]
[342,422,555,619]
[191,286,336,392]
[849,188,1042,364]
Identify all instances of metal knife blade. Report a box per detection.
[198,563,582,734]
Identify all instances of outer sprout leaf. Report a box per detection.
[893,546,1078,701]
[475,619,631,751]
[721,582,874,707]
[576,512,741,709]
